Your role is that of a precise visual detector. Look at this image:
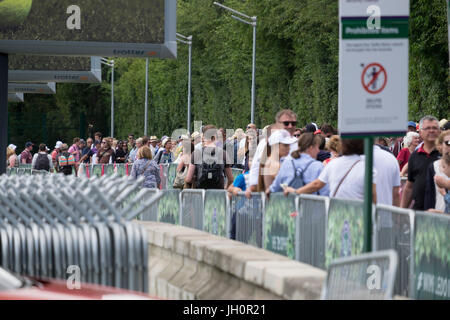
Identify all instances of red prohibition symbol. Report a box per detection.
[361,63,387,94]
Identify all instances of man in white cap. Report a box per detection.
[51,141,63,171]
[245,109,299,198]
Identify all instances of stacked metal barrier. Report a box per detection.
[0,174,150,293]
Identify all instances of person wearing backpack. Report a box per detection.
[268,132,329,196]
[185,125,234,190]
[32,143,54,172]
[57,143,76,175]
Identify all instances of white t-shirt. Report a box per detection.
[370,146,401,205]
[318,154,377,201]
[248,138,299,187]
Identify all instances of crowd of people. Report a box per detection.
[6,111,450,214]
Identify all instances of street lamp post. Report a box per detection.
[144,58,149,136]
[213,2,257,124]
[177,33,193,134]
[101,58,115,137]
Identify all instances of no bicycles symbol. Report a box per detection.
[361,63,387,94]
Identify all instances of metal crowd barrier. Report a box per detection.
[203,190,230,238]
[263,193,296,259]
[232,192,265,248]
[180,190,205,230]
[412,211,450,300]
[374,205,414,297]
[142,189,181,225]
[325,198,366,269]
[296,194,329,269]
[0,174,149,293]
[321,250,398,300]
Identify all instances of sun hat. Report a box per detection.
[268,129,298,146]
[8,144,17,151]
[149,136,158,142]
[191,131,201,140]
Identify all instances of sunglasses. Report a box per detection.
[445,140,450,146]
[293,134,301,138]
[282,121,297,127]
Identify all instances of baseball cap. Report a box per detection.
[8,144,17,151]
[79,139,86,145]
[268,129,298,146]
[407,121,416,128]
[54,141,63,149]
[25,142,33,148]
[149,136,158,142]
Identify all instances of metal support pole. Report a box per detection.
[251,17,257,124]
[111,63,114,138]
[145,58,149,136]
[447,0,450,68]
[363,137,374,253]
[187,38,192,134]
[0,53,8,175]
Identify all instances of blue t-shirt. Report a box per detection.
[233,172,249,191]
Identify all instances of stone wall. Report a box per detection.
[138,221,327,300]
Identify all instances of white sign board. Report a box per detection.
[0,0,176,59]
[8,82,56,94]
[8,93,24,103]
[338,0,409,137]
[9,56,101,83]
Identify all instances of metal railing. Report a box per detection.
[180,190,205,230]
[263,193,296,259]
[321,250,398,300]
[296,194,329,269]
[0,174,149,293]
[374,205,414,297]
[232,192,265,248]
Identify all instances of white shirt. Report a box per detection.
[318,154,377,201]
[248,138,299,187]
[150,145,156,158]
[371,146,401,205]
[239,138,246,165]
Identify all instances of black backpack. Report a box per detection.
[195,147,224,189]
[34,153,50,171]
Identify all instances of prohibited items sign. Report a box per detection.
[361,63,387,94]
